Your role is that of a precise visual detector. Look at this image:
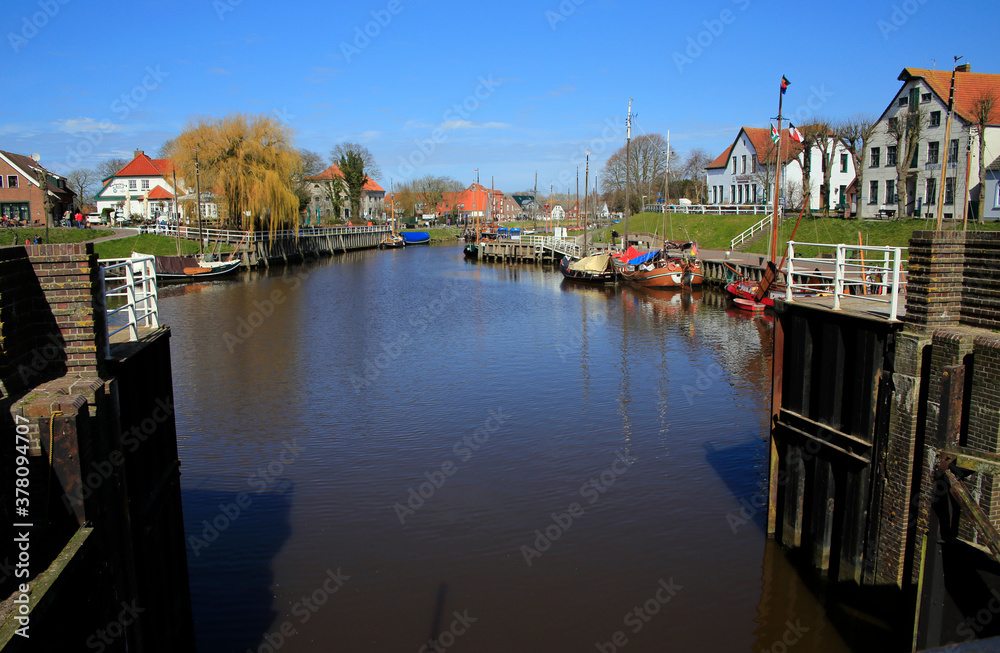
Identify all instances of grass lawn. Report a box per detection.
[401,227,461,242]
[94,234,202,259]
[1,226,114,246]
[584,212,769,250]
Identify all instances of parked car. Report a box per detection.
[86,214,102,225]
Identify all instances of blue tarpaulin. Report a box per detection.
[628,250,660,266]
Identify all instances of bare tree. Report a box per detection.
[600,133,675,213]
[413,175,456,216]
[157,138,175,159]
[66,169,97,207]
[886,106,926,217]
[298,149,326,179]
[330,142,382,182]
[806,120,837,218]
[836,115,878,218]
[95,157,130,180]
[319,176,346,222]
[971,89,999,222]
[799,124,829,210]
[682,148,712,203]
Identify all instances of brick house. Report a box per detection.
[0,150,76,225]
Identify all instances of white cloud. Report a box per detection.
[51,117,118,134]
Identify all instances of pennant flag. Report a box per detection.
[770,124,780,144]
[781,76,790,94]
[788,122,804,143]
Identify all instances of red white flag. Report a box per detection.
[788,123,804,143]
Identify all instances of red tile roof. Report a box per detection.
[706,145,734,170]
[115,152,172,177]
[306,164,384,192]
[900,68,1000,126]
[146,186,174,200]
[742,127,805,164]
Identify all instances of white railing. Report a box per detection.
[730,214,773,250]
[153,224,389,243]
[785,241,907,322]
[518,235,582,258]
[98,255,159,358]
[642,203,772,216]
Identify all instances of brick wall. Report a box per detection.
[0,243,105,398]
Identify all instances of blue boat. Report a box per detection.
[401,231,430,245]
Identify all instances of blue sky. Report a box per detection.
[2,0,998,194]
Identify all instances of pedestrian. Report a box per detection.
[74,209,84,229]
[33,236,39,245]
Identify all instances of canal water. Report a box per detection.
[159,244,871,652]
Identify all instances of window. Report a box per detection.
[0,176,3,188]
[869,180,879,204]
[909,87,920,106]
[927,141,939,164]
[128,179,137,190]
[751,155,758,173]
[926,178,936,204]
[888,117,899,131]
[886,180,895,204]
[930,111,941,127]
[949,139,959,163]
[922,93,932,103]
[886,145,897,167]
[945,178,955,205]
[995,183,1000,209]
[738,185,743,204]
[732,157,737,173]
[141,180,150,190]
[870,147,881,168]
[840,153,848,173]
[741,155,746,174]
[7,175,17,188]
[730,185,736,202]
[898,97,909,107]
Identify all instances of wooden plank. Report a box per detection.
[838,464,870,584]
[810,454,835,574]
[938,365,965,450]
[781,444,806,548]
[780,407,874,452]
[768,307,786,536]
[777,420,871,464]
[942,447,1000,475]
[945,470,1000,562]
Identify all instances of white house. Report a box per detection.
[862,66,1000,220]
[304,164,385,223]
[94,150,216,223]
[705,126,856,212]
[986,155,1000,221]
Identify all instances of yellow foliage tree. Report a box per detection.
[168,114,302,234]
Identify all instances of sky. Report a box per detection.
[3,0,999,196]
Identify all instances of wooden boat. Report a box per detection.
[560,254,617,284]
[463,243,478,259]
[401,231,430,245]
[732,296,767,312]
[378,234,405,249]
[617,247,704,288]
[151,254,242,282]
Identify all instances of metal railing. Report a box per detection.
[152,224,389,243]
[642,203,773,216]
[98,255,159,358]
[517,235,582,258]
[785,241,907,321]
[730,214,773,250]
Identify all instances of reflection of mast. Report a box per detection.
[579,296,591,404]
[617,292,633,450]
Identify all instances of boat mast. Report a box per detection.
[195,147,204,256]
[172,168,181,255]
[576,167,580,230]
[533,170,538,234]
[624,98,632,251]
[584,149,590,256]
[663,130,670,247]
[770,80,786,263]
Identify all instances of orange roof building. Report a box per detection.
[304,164,385,222]
[94,149,190,222]
[862,64,1000,220]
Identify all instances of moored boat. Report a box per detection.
[463,243,478,259]
[560,254,617,284]
[616,243,703,288]
[401,231,430,245]
[151,254,242,282]
[378,234,405,249]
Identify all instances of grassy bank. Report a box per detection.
[401,227,460,242]
[94,234,202,258]
[1,226,114,246]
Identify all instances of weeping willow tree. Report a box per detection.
[168,113,302,234]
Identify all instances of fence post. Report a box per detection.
[125,258,138,341]
[889,247,902,321]
[833,244,844,311]
[98,265,110,359]
[786,242,795,302]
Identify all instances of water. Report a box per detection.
[161,245,857,652]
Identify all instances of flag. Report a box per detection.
[771,124,780,144]
[788,123,804,143]
[781,76,790,94]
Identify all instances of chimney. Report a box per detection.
[956,63,971,73]
[134,149,144,158]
